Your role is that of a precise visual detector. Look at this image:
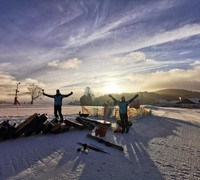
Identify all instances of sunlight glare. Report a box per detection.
[104,83,121,94]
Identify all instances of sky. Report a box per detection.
[0,0,200,102]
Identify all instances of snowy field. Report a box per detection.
[0,105,200,180]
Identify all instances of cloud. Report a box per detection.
[0,62,11,69]
[190,60,200,69]
[61,1,160,51]
[112,51,156,64]
[125,65,200,92]
[142,23,200,49]
[48,58,82,69]
[23,78,45,87]
[127,52,146,61]
[1,1,200,99]
[0,73,16,87]
[178,51,191,55]
[0,70,46,99]
[60,2,200,57]
[0,72,19,98]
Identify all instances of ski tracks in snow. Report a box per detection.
[146,108,200,180]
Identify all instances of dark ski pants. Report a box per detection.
[54,105,63,122]
[119,113,129,132]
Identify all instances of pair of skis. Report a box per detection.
[77,134,124,154]
[87,134,124,151]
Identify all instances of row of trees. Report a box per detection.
[79,87,140,106]
[27,85,143,106]
[21,84,158,106]
[13,84,198,106]
[79,88,200,106]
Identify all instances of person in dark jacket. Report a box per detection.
[109,94,139,133]
[42,89,73,122]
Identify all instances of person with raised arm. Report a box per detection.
[43,89,73,122]
[109,94,139,133]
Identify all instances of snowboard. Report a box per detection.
[87,134,124,151]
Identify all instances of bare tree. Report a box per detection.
[27,83,43,104]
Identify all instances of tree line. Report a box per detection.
[79,87,154,106]
[10,84,200,105]
[79,88,200,106]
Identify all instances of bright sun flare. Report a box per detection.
[104,83,121,94]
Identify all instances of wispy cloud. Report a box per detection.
[143,23,200,48]
[48,58,82,69]
[1,0,200,99]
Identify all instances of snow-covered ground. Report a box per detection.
[0,105,200,180]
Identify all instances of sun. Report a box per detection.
[104,83,122,94]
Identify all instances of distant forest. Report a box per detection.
[78,89,200,106]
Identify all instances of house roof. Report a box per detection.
[188,98,200,104]
[156,99,169,103]
[181,98,200,104]
[169,100,180,104]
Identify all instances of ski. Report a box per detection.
[87,134,124,151]
[77,142,110,154]
[64,119,84,130]
[76,117,95,130]
[77,116,111,127]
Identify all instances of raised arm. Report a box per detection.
[128,94,139,104]
[63,91,73,98]
[108,94,117,102]
[42,90,54,98]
